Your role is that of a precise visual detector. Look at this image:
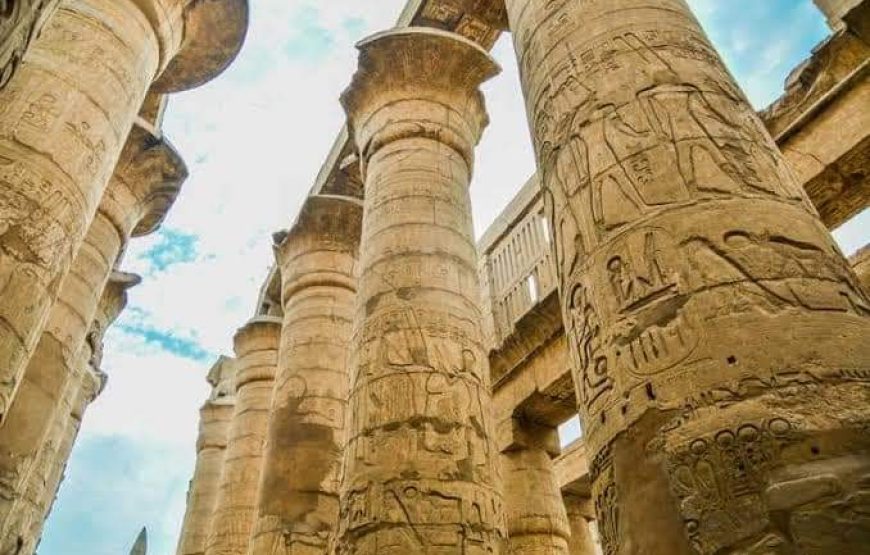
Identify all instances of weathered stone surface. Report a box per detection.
[338,26,505,553]
[761,23,870,229]
[0,0,175,422]
[563,494,599,555]
[206,317,280,555]
[814,0,865,30]
[0,0,59,90]
[176,356,237,555]
[4,271,135,555]
[0,118,184,549]
[853,244,870,293]
[505,0,870,553]
[249,195,361,554]
[502,437,570,554]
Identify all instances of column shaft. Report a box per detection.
[503,448,571,554]
[338,28,504,553]
[250,196,361,554]
[564,494,599,555]
[177,401,235,555]
[504,0,870,553]
[0,0,160,413]
[0,0,60,89]
[0,121,184,540]
[206,318,280,555]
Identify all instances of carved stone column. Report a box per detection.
[504,0,870,553]
[0,0,60,89]
[563,494,599,555]
[500,420,570,554]
[0,120,185,542]
[249,195,361,554]
[0,0,247,420]
[206,317,281,555]
[6,270,135,555]
[176,357,238,555]
[338,28,504,553]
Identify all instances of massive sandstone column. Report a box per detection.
[250,195,361,554]
[501,420,570,554]
[176,357,238,555]
[338,28,504,553]
[206,317,281,555]
[563,494,599,555]
[0,0,247,420]
[0,119,186,541]
[504,0,870,553]
[8,270,136,555]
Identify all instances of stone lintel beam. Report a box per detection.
[497,415,560,458]
[761,28,870,228]
[813,0,866,31]
[151,0,250,92]
[553,440,591,498]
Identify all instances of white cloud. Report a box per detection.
[40,2,866,554]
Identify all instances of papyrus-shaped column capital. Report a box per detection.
[150,0,250,92]
[341,27,500,171]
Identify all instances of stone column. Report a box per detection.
[504,0,870,553]
[249,195,361,554]
[0,0,168,411]
[8,270,135,555]
[0,0,247,419]
[206,317,281,555]
[0,0,60,89]
[176,357,238,555]
[0,120,185,540]
[813,0,863,30]
[338,28,504,553]
[563,494,599,555]
[500,420,570,554]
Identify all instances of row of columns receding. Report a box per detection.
[179,1,870,554]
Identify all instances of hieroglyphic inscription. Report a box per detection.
[505,0,870,552]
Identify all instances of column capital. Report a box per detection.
[150,0,249,92]
[273,194,362,298]
[341,27,500,168]
[232,316,281,387]
[206,355,237,404]
[100,119,188,239]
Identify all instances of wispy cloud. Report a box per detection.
[39,2,862,554]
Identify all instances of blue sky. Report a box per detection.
[39,1,866,553]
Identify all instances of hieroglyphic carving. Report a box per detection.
[0,0,161,422]
[338,27,504,553]
[505,0,870,552]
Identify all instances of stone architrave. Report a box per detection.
[563,494,599,555]
[0,0,247,421]
[249,195,361,554]
[0,0,60,89]
[338,27,505,553]
[0,119,186,542]
[175,357,238,555]
[206,317,281,555]
[504,0,870,552]
[501,420,571,554]
[6,270,137,555]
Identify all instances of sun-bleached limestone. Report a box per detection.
[249,195,361,554]
[0,0,59,89]
[338,26,505,553]
[0,116,185,548]
[205,317,281,555]
[504,0,870,552]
